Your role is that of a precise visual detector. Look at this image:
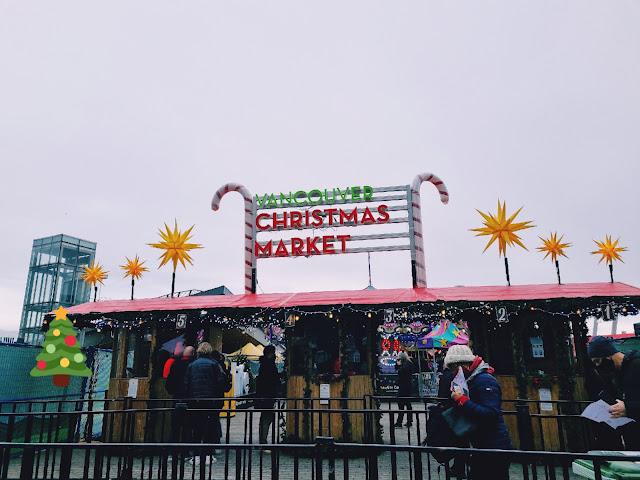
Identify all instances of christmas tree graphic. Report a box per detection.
[30,306,92,387]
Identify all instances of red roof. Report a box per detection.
[63,282,640,317]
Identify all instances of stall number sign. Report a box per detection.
[176,314,187,329]
[603,304,615,321]
[496,307,509,323]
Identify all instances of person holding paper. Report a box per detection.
[588,336,640,449]
[447,345,513,480]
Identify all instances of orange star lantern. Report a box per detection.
[121,255,148,300]
[79,261,108,302]
[148,220,202,297]
[470,200,535,285]
[591,235,627,283]
[537,232,571,284]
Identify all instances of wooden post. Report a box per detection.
[209,325,223,352]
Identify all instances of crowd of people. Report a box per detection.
[159,333,639,474]
[162,341,281,464]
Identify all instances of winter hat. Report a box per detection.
[587,336,619,359]
[444,345,476,368]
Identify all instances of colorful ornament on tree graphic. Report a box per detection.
[30,306,92,387]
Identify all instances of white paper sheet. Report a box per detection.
[581,400,635,429]
[127,378,138,398]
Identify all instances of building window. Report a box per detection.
[530,337,545,358]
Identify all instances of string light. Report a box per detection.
[52,296,638,335]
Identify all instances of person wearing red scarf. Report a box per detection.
[447,345,513,480]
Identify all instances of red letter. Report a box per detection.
[255,240,272,257]
[377,204,389,223]
[311,210,323,227]
[339,208,358,225]
[322,235,335,254]
[273,212,288,230]
[361,207,376,224]
[324,208,338,226]
[290,211,303,229]
[306,236,321,255]
[256,213,271,231]
[275,240,289,257]
[291,238,304,256]
[337,235,350,252]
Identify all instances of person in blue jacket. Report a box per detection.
[447,345,513,480]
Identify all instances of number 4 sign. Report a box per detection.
[496,306,509,323]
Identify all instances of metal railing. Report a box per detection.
[2,439,639,480]
[0,395,612,453]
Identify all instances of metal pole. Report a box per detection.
[171,272,176,298]
[609,264,614,283]
[367,252,373,288]
[504,257,511,286]
[555,260,561,285]
[131,278,134,300]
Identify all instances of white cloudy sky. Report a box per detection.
[1,2,639,334]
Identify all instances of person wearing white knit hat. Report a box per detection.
[446,344,513,480]
[444,345,476,369]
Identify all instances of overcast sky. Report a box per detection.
[1,2,639,334]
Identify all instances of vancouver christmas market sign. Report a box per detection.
[212,173,449,293]
[30,306,92,387]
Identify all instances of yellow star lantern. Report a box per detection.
[591,235,627,283]
[80,261,108,301]
[148,220,202,297]
[537,232,571,284]
[470,200,534,286]
[121,255,149,300]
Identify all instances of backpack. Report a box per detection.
[215,360,233,395]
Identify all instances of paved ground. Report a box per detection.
[4,447,584,480]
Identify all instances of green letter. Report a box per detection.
[256,194,269,207]
[364,186,373,202]
[294,190,307,205]
[280,192,292,206]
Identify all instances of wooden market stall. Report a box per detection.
[60,281,640,446]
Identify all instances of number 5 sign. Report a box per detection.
[496,307,509,323]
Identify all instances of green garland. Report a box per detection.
[302,327,312,441]
[553,319,575,402]
[511,320,528,399]
[338,328,352,442]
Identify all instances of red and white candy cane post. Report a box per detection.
[211,183,256,294]
[410,173,449,288]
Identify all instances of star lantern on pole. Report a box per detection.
[470,200,535,286]
[30,306,92,387]
[148,220,202,298]
[79,261,108,302]
[121,255,148,300]
[537,232,571,285]
[591,235,627,283]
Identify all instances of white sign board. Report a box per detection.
[539,388,553,411]
[320,383,330,405]
[127,378,139,398]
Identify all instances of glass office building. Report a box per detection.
[19,235,97,345]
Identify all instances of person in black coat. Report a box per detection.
[256,345,280,444]
[184,342,224,456]
[448,345,513,480]
[588,336,640,449]
[165,346,195,442]
[394,351,414,427]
